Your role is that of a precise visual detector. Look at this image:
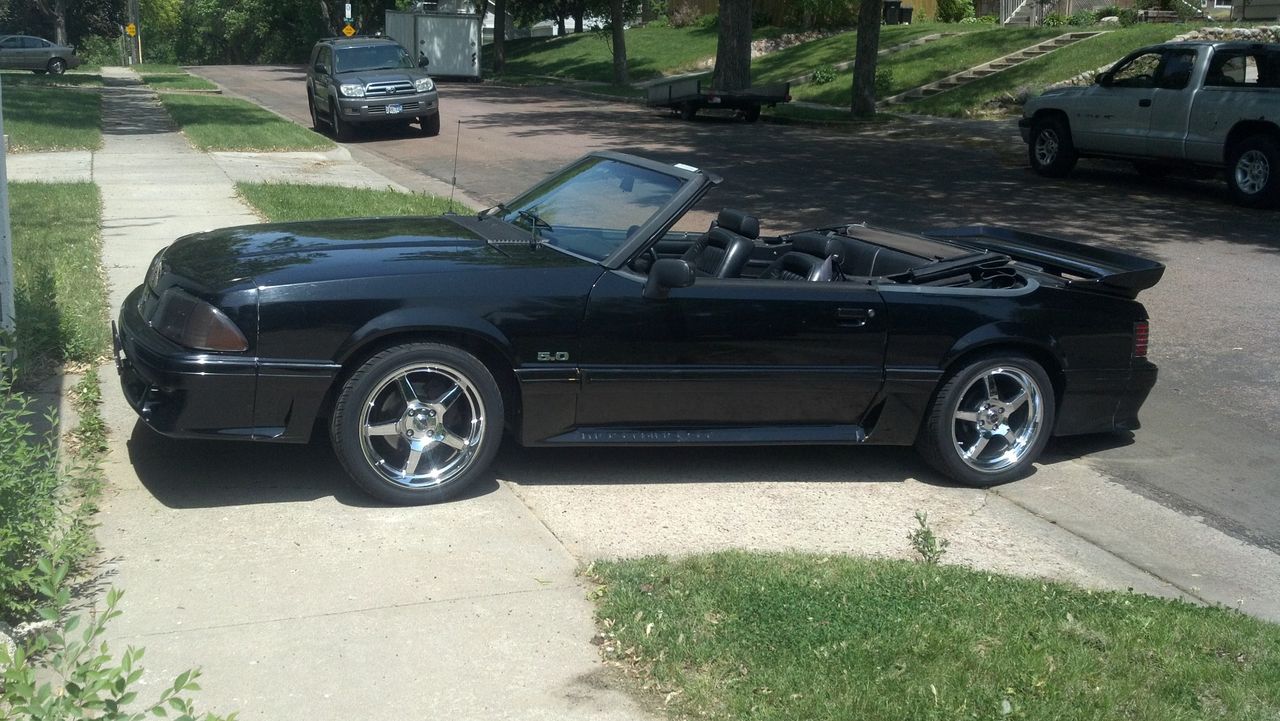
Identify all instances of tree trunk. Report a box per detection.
[557,12,566,35]
[850,0,883,117]
[573,2,584,32]
[53,0,67,45]
[712,0,752,92]
[493,0,506,73]
[609,0,628,84]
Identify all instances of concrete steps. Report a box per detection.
[880,31,1105,107]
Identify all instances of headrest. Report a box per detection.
[717,208,760,239]
[790,233,842,259]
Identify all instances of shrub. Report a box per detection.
[1118,7,1139,24]
[961,14,999,23]
[1068,9,1098,24]
[1095,3,1123,16]
[74,35,123,66]
[938,0,976,22]
[695,13,719,29]
[1042,12,1068,25]
[811,64,838,84]
[0,561,236,721]
[0,371,64,624]
[668,4,701,27]
[875,67,894,97]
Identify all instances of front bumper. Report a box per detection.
[337,90,439,123]
[114,285,259,440]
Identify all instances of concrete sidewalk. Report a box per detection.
[85,68,650,721]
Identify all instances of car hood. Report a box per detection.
[333,69,428,85]
[162,216,533,291]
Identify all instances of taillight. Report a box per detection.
[1133,320,1150,358]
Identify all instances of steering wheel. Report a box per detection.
[516,209,554,233]
[631,247,659,273]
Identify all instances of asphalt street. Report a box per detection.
[194,65,1280,552]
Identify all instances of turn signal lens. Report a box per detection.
[151,288,249,352]
[1133,320,1150,358]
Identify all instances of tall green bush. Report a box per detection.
[937,0,976,22]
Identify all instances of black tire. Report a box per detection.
[330,343,504,505]
[742,105,761,123]
[419,112,440,136]
[679,102,697,121]
[308,92,323,131]
[916,353,1055,487]
[330,103,353,142]
[1225,134,1280,208]
[46,58,66,75]
[1028,116,1077,178]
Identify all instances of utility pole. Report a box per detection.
[127,0,141,65]
[0,75,16,366]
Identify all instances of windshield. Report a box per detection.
[334,44,414,73]
[499,158,684,261]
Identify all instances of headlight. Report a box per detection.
[145,249,166,290]
[150,288,248,352]
[339,83,365,98]
[414,77,434,93]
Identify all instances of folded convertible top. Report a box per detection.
[922,225,1165,299]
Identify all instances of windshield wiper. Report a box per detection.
[478,203,508,220]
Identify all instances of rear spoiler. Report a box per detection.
[922,225,1164,299]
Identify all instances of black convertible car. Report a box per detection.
[114,152,1162,505]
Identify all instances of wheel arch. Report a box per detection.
[1225,120,1280,162]
[316,319,522,439]
[1030,108,1071,131]
[937,331,1067,413]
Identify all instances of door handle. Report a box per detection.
[1139,98,1152,107]
[837,307,876,326]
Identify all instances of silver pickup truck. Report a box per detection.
[1021,41,1280,207]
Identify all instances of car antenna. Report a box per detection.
[449,119,461,210]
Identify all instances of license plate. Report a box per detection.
[386,103,402,115]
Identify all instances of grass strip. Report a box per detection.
[792,27,1067,106]
[9,182,109,374]
[237,182,473,222]
[1,83,102,151]
[592,551,1280,721]
[158,93,332,151]
[909,24,1198,116]
[141,73,219,91]
[493,25,723,83]
[131,63,187,74]
[1,69,103,88]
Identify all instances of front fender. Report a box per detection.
[334,306,517,367]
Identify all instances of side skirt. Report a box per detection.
[538,424,867,446]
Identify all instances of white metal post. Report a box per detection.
[0,74,16,365]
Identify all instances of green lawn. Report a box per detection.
[909,24,1199,116]
[1,83,102,151]
[1,69,103,87]
[237,182,472,222]
[593,552,1280,721]
[131,63,187,74]
[753,22,984,84]
[9,183,109,372]
[141,73,218,91]
[793,26,1067,105]
[158,94,332,151]
[493,25,723,83]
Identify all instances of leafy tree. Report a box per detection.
[850,0,882,116]
[712,0,751,91]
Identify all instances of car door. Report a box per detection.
[574,270,887,432]
[0,36,26,69]
[313,46,335,113]
[1075,49,1164,156]
[1146,47,1201,160]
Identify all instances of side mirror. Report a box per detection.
[1095,72,1111,86]
[418,54,430,68]
[314,62,327,75]
[643,258,695,300]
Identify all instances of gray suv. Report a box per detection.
[0,35,82,75]
[307,37,440,140]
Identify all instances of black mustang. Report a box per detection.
[114,151,1162,505]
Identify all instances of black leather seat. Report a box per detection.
[681,208,759,279]
[761,233,843,281]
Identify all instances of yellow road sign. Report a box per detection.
[342,23,356,37]
[125,22,137,37]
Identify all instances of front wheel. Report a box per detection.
[679,102,697,121]
[330,103,353,141]
[46,58,66,75]
[916,353,1055,487]
[742,105,761,123]
[419,112,440,136]
[308,93,323,131]
[1028,117,1077,178]
[330,343,504,505]
[1226,135,1280,208]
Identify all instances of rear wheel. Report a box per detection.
[1226,134,1280,208]
[742,105,761,123]
[1028,117,1077,178]
[330,343,504,505]
[46,58,66,75]
[679,102,697,121]
[917,353,1054,486]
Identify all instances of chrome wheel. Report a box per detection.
[950,366,1045,474]
[1234,149,1270,196]
[357,362,486,489]
[1034,129,1060,167]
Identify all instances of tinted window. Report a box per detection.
[1156,50,1196,90]
[1110,51,1162,88]
[1207,50,1280,89]
[22,37,44,49]
[0,37,22,49]
[334,44,413,73]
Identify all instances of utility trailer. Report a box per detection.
[646,77,790,122]
[385,9,482,80]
